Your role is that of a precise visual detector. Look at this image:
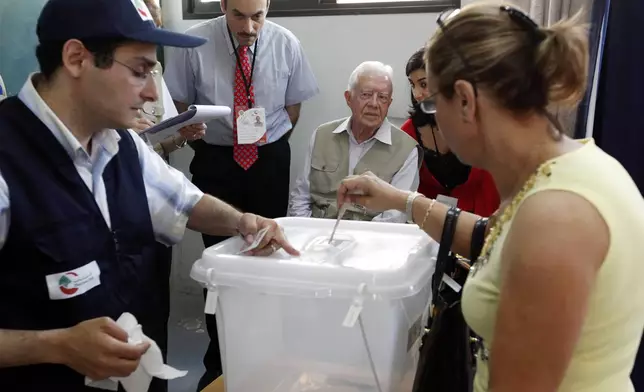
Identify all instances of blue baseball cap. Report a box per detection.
[37,0,207,48]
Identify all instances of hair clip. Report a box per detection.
[500,5,546,43]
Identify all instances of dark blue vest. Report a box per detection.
[0,97,161,391]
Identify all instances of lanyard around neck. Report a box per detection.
[227,26,258,108]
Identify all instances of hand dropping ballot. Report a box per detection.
[86,313,187,392]
[236,107,267,144]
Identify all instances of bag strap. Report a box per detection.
[431,206,462,307]
[469,217,489,262]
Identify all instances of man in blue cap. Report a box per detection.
[0,0,298,390]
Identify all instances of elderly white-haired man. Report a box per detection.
[289,61,421,222]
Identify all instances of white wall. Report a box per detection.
[162,1,441,294]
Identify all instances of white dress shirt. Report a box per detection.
[0,74,204,250]
[288,118,419,223]
[164,16,319,146]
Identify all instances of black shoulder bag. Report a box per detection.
[412,209,488,392]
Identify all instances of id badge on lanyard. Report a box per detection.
[229,27,267,144]
[237,107,266,144]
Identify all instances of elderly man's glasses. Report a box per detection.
[358,90,391,104]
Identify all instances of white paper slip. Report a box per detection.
[328,204,349,244]
[86,313,187,392]
[238,227,270,254]
[139,104,231,136]
[236,107,267,144]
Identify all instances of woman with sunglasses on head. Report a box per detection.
[338,3,644,392]
[402,48,499,216]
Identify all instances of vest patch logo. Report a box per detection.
[58,272,79,295]
[46,261,102,300]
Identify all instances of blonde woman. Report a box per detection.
[338,3,644,392]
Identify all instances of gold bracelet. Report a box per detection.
[419,199,437,231]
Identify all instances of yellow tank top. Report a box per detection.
[462,139,644,392]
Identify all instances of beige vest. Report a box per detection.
[309,118,422,220]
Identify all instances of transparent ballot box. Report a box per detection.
[191,217,438,392]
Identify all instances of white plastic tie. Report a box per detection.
[342,283,367,328]
[204,268,219,315]
[204,289,218,315]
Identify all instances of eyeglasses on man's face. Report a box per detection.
[113,59,160,86]
[357,90,391,105]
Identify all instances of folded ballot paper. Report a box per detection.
[86,312,187,392]
[139,104,231,137]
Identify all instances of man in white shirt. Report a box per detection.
[289,61,421,223]
[165,0,319,238]
[164,1,319,387]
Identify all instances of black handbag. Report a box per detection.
[412,208,488,392]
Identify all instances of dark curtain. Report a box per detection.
[573,0,611,139]
[591,0,644,193]
[582,0,644,388]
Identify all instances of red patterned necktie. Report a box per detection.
[233,45,258,170]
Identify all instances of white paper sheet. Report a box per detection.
[139,104,231,136]
[86,312,188,392]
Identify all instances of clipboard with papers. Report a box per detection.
[139,104,231,136]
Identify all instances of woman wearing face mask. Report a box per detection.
[338,3,644,391]
[401,49,499,217]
